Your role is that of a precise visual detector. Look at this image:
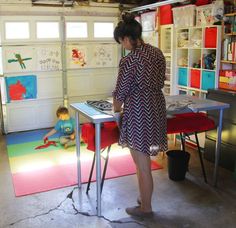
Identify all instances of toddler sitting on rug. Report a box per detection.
[43,106,76,149]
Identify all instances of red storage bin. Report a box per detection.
[195,0,211,6]
[205,27,217,48]
[190,69,201,88]
[160,5,173,25]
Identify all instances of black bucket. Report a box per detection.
[166,150,190,181]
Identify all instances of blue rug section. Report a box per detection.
[6,128,61,145]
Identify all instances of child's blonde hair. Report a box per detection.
[56,106,69,118]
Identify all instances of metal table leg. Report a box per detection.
[95,123,101,216]
[75,112,81,188]
[214,108,224,187]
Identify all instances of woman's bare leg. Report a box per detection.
[130,149,153,212]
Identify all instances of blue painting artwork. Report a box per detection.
[5,75,37,102]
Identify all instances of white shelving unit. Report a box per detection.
[160,24,174,95]
[174,25,222,98]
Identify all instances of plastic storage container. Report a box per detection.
[178,68,188,86]
[160,5,173,25]
[190,69,201,88]
[172,5,196,27]
[205,27,217,48]
[201,71,215,90]
[196,4,214,26]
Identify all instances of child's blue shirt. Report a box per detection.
[54,117,75,135]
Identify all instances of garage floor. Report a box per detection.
[1,133,236,228]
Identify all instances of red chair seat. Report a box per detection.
[81,121,119,151]
[167,113,215,134]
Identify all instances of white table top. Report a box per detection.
[70,95,230,123]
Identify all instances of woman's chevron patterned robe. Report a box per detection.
[113,43,167,156]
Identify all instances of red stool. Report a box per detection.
[167,112,215,182]
[81,121,119,194]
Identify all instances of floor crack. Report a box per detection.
[7,187,147,227]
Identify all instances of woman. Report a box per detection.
[112,13,168,218]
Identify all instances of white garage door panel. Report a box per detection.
[6,99,63,133]
[36,101,62,126]
[7,104,36,132]
[37,74,63,98]
[67,75,91,97]
[67,68,118,97]
[91,74,116,93]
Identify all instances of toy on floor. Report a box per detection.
[35,137,57,150]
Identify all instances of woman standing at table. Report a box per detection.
[112,13,168,218]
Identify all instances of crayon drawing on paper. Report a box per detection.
[92,44,113,67]
[67,45,87,68]
[36,46,62,71]
[5,47,34,72]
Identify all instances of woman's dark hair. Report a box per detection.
[114,13,143,48]
[56,106,69,117]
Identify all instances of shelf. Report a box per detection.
[164,81,170,85]
[224,13,236,17]
[175,26,221,96]
[189,67,201,70]
[177,86,207,93]
[224,32,236,36]
[221,60,236,64]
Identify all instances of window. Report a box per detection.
[36,22,60,39]
[5,22,30,39]
[94,22,114,38]
[66,22,88,38]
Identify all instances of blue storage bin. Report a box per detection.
[201,71,215,90]
[178,68,188,86]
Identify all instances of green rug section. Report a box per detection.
[7,139,86,158]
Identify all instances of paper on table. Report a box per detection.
[166,98,195,112]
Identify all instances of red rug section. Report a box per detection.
[12,154,162,197]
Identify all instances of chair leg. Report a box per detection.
[101,145,111,193]
[180,133,186,152]
[86,153,96,194]
[194,132,207,183]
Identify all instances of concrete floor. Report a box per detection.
[1,133,236,228]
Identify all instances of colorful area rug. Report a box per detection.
[6,129,162,197]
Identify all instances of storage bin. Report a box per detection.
[196,4,215,26]
[201,70,215,90]
[190,69,201,88]
[195,0,211,6]
[172,5,196,27]
[205,27,217,48]
[178,68,188,86]
[141,11,157,31]
[160,5,173,25]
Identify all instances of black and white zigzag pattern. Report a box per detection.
[113,44,168,155]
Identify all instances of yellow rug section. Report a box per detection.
[9,143,130,173]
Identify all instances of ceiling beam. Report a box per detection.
[128,0,186,12]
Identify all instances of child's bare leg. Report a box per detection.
[60,136,70,147]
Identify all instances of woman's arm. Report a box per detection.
[113,97,123,113]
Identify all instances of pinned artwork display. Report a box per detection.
[5,75,37,102]
[67,45,88,69]
[36,46,62,71]
[5,47,34,73]
[91,44,114,67]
